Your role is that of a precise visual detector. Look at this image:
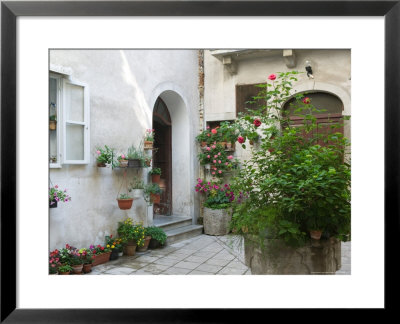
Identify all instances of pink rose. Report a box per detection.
[218,170,222,174]
[218,152,221,156]
[225,162,229,166]
[207,155,210,158]
[211,129,217,134]
[121,154,125,159]
[211,145,216,149]
[214,155,218,158]
[218,160,221,164]
[213,160,217,163]
[212,172,215,175]
[268,74,277,81]
[228,155,233,160]
[206,147,211,151]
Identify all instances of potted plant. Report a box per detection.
[95,145,115,167]
[144,183,162,204]
[79,248,94,273]
[144,129,155,150]
[70,250,84,274]
[195,179,234,235]
[145,226,167,249]
[129,176,145,199]
[117,218,145,256]
[49,115,57,130]
[149,167,162,183]
[127,144,145,168]
[58,264,73,275]
[89,244,112,266]
[49,185,71,208]
[49,249,60,274]
[117,154,128,168]
[117,193,134,210]
[195,129,210,149]
[137,228,152,252]
[106,235,120,260]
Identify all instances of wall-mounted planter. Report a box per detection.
[49,200,58,208]
[150,193,160,204]
[151,174,161,184]
[117,198,134,210]
[97,162,106,167]
[119,159,128,168]
[128,159,142,168]
[144,141,153,150]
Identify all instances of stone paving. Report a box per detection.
[88,234,351,275]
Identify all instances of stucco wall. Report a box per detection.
[49,50,199,250]
[204,49,351,163]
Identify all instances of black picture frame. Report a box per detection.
[1,0,398,322]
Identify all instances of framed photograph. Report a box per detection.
[1,0,397,321]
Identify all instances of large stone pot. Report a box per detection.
[203,207,232,236]
[244,235,341,275]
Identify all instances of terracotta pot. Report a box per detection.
[119,160,128,168]
[72,264,83,274]
[310,230,323,240]
[117,198,134,210]
[49,120,57,130]
[144,141,153,150]
[97,162,106,167]
[82,263,92,273]
[59,271,70,275]
[123,244,137,256]
[151,174,161,184]
[92,251,111,266]
[137,236,151,252]
[150,193,160,204]
[226,142,232,150]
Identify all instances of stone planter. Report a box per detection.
[244,235,341,275]
[203,207,232,236]
[132,189,144,199]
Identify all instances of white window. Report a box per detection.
[49,72,90,167]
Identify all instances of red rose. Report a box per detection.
[268,74,276,81]
[237,136,245,144]
[302,97,311,104]
[101,247,104,250]
[253,119,261,127]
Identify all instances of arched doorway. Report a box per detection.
[153,98,172,215]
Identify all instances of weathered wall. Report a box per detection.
[204,49,351,162]
[49,50,200,250]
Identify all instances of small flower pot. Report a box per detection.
[151,174,161,184]
[150,193,160,204]
[97,162,106,167]
[49,199,58,208]
[110,249,119,260]
[59,271,70,275]
[128,159,142,168]
[49,120,57,130]
[144,141,153,150]
[82,263,92,273]
[309,230,323,240]
[117,198,134,210]
[137,236,152,252]
[119,160,128,168]
[118,251,123,257]
[123,244,137,256]
[132,189,144,199]
[72,264,83,274]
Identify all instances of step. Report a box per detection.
[153,215,193,231]
[165,225,204,245]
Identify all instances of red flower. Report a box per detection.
[302,97,311,104]
[211,129,217,134]
[101,247,104,250]
[268,74,276,81]
[237,136,245,144]
[253,119,261,127]
[110,235,113,238]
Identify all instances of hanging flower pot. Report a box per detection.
[49,199,58,208]
[144,140,153,150]
[117,197,134,210]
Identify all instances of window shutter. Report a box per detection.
[236,84,265,116]
[62,79,90,164]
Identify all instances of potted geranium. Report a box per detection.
[148,167,161,183]
[49,249,60,274]
[70,249,84,274]
[49,185,71,208]
[79,248,94,273]
[146,226,167,249]
[195,179,234,236]
[144,183,162,204]
[129,176,144,199]
[95,145,115,167]
[144,129,155,150]
[117,193,134,210]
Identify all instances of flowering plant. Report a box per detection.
[89,244,111,256]
[195,178,234,209]
[144,129,155,142]
[58,244,74,265]
[78,248,94,264]
[49,249,61,274]
[49,185,71,205]
[106,235,123,251]
[197,143,238,178]
[95,145,115,164]
[117,153,127,161]
[117,218,145,247]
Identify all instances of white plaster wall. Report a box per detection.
[49,50,199,250]
[204,49,351,162]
